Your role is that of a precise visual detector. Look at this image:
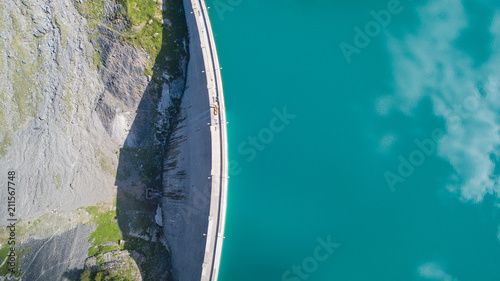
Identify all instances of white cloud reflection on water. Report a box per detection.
[388,0,500,202]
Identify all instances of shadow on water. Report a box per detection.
[111,0,189,279]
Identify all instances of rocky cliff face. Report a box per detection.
[0,0,188,279]
[80,243,142,281]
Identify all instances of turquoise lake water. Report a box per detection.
[205,0,500,280]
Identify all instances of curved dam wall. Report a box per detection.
[161,0,228,280]
[188,1,229,280]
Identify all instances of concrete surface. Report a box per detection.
[161,0,228,280]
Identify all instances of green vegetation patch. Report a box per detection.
[117,0,163,71]
[0,245,30,277]
[0,246,9,270]
[72,0,188,79]
[86,206,123,257]
[80,264,136,281]
[72,0,105,68]
[115,0,188,79]
[73,0,105,30]
[97,244,121,255]
[0,247,19,276]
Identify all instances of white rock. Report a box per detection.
[155,204,163,227]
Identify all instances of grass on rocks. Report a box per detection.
[117,0,188,79]
[72,0,105,68]
[80,268,136,281]
[0,245,31,277]
[81,194,169,279]
[0,246,10,274]
[96,243,121,255]
[85,204,123,257]
[73,0,188,79]
[117,0,163,65]
[73,0,106,30]
[117,193,170,279]
[0,247,19,276]
[79,253,137,281]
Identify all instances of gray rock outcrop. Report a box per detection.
[0,0,189,279]
[81,248,142,280]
